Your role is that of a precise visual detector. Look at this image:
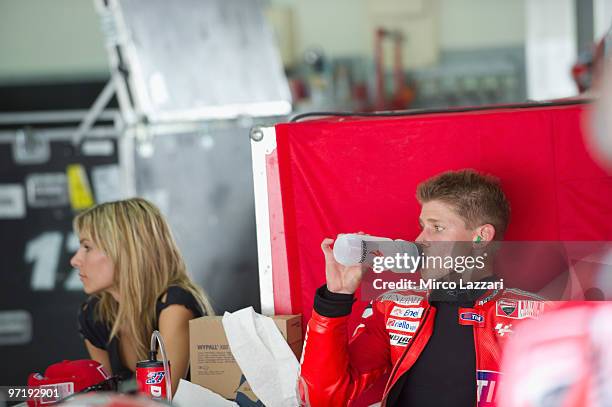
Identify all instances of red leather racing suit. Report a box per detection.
[299,287,546,406]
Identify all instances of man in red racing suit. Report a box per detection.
[299,170,548,406]
[300,286,546,406]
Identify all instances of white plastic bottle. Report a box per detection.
[332,234,392,266]
[332,233,421,270]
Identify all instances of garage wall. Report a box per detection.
[0,0,527,82]
[0,0,109,83]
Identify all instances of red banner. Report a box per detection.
[265,103,612,403]
[272,103,609,317]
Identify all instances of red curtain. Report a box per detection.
[267,103,612,403]
[272,103,609,318]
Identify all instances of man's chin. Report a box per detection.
[420,268,452,281]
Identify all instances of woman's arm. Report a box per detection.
[158,304,195,395]
[84,339,113,376]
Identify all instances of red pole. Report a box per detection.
[394,31,404,99]
[375,28,386,110]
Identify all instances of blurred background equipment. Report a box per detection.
[590,25,612,170]
[95,0,291,124]
[374,28,415,111]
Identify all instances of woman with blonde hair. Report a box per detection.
[71,197,214,395]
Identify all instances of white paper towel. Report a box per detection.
[173,379,239,407]
[222,307,300,407]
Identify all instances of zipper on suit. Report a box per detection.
[472,321,479,407]
[380,304,434,407]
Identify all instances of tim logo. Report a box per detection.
[145,371,165,385]
[476,370,500,406]
[460,312,484,323]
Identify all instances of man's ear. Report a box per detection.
[474,224,496,245]
[477,224,496,242]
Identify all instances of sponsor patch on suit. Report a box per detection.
[386,318,419,333]
[389,333,412,347]
[390,306,424,319]
[496,299,544,320]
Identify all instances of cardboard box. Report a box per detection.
[189,314,302,404]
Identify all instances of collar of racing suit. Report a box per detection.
[381,275,499,406]
[428,274,497,302]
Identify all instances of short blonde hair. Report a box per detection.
[74,197,214,360]
[416,169,511,238]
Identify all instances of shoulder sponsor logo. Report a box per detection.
[361,305,373,319]
[386,318,419,333]
[477,289,500,306]
[506,288,546,301]
[460,312,484,323]
[477,370,500,406]
[390,306,424,319]
[378,292,423,305]
[496,299,545,320]
[494,323,513,337]
[497,299,517,317]
[517,300,545,319]
[389,333,412,347]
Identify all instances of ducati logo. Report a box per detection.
[498,300,517,316]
